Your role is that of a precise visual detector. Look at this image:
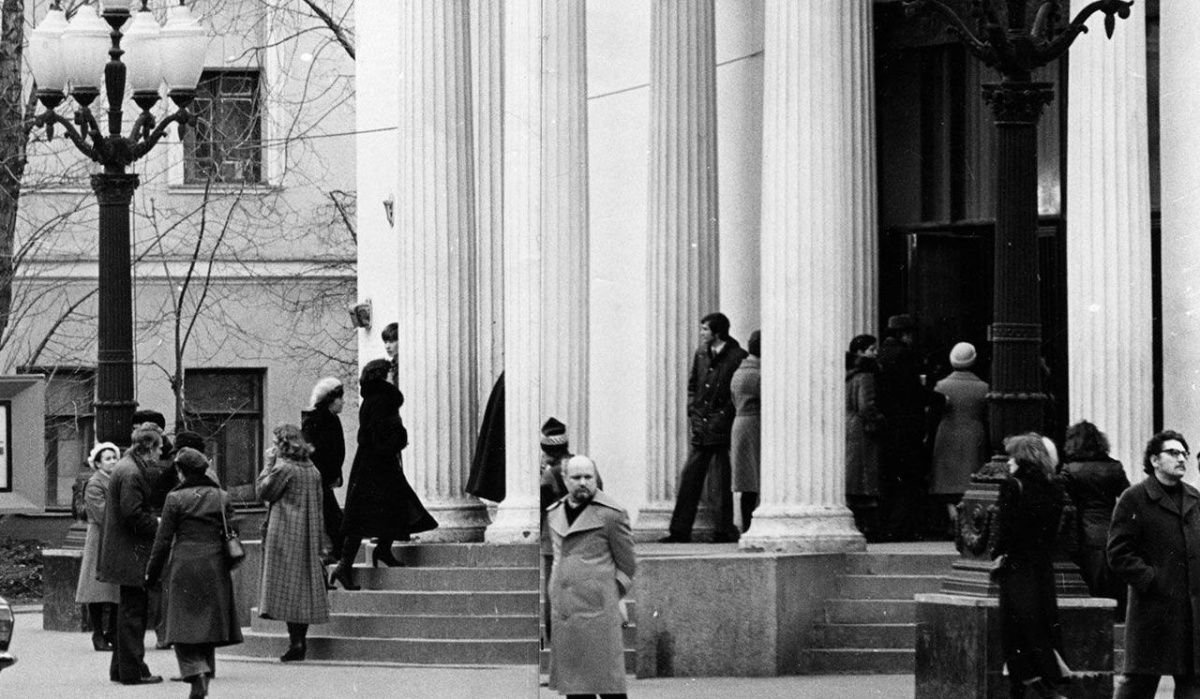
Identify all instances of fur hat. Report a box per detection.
[88,442,120,468]
[887,314,916,331]
[540,417,568,451]
[950,342,977,370]
[173,447,209,476]
[309,377,344,409]
[173,431,205,453]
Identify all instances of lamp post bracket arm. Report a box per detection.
[905,0,997,66]
[33,111,99,163]
[1039,0,1132,58]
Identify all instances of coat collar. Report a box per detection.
[1143,473,1200,517]
[547,490,623,538]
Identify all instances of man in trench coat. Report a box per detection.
[1108,429,1200,698]
[547,455,635,698]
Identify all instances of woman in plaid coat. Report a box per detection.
[256,423,329,662]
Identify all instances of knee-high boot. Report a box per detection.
[280,622,308,662]
[328,537,362,590]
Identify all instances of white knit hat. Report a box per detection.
[949,342,977,370]
[308,377,344,409]
[88,442,120,468]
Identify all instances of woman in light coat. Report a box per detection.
[730,330,761,533]
[75,441,121,651]
[930,342,990,527]
[257,423,330,662]
[146,448,242,699]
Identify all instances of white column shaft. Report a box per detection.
[1066,4,1152,482]
[739,0,868,553]
[540,0,590,453]
[396,0,487,541]
[846,14,878,337]
[1161,0,1200,487]
[638,0,719,536]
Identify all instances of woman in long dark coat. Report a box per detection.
[145,448,242,699]
[992,433,1069,699]
[329,358,437,589]
[1059,420,1129,616]
[257,423,329,662]
[301,377,346,564]
[846,334,885,539]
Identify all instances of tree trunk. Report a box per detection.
[0,0,28,346]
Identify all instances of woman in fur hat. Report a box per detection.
[301,377,346,564]
[74,441,121,651]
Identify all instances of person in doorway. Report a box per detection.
[845,334,885,540]
[730,329,761,533]
[1108,430,1200,698]
[75,441,121,652]
[660,312,747,543]
[382,322,399,386]
[301,377,347,565]
[929,342,989,534]
[876,313,931,541]
[547,455,635,699]
[97,422,164,685]
[256,424,330,662]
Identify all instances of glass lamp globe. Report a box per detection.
[60,3,110,94]
[28,7,71,96]
[160,2,210,94]
[121,8,164,95]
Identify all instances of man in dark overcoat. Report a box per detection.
[96,422,164,685]
[1108,430,1200,698]
[547,456,635,697]
[661,312,747,543]
[875,313,930,541]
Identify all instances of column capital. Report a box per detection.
[981,81,1054,124]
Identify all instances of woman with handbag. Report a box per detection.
[145,448,242,699]
[992,433,1070,699]
[256,423,329,662]
[329,358,437,590]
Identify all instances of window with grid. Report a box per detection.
[23,367,95,509]
[183,369,264,502]
[183,70,263,184]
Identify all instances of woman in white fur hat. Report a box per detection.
[75,441,122,651]
[930,342,990,529]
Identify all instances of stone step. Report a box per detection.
[252,611,538,640]
[329,590,538,616]
[843,552,959,576]
[836,574,943,599]
[823,599,916,624]
[810,623,915,648]
[224,630,538,666]
[801,648,915,675]
[383,542,540,568]
[348,565,539,591]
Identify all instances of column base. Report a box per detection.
[738,506,865,553]
[417,498,491,543]
[632,502,717,542]
[484,498,540,544]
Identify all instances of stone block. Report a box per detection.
[915,593,1115,698]
[41,548,84,631]
[635,552,843,677]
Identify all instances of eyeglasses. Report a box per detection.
[1160,448,1190,459]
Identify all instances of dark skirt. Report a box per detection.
[343,458,437,539]
[162,540,243,647]
[998,554,1064,683]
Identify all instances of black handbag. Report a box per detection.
[220,502,246,569]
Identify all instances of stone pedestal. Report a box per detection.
[915,593,1115,698]
[41,548,84,631]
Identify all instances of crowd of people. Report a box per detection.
[70,322,438,698]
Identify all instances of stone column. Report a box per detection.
[846,20,879,337]
[739,0,868,553]
[469,0,504,401]
[395,0,488,541]
[1161,0,1200,485]
[540,0,590,453]
[1066,4,1152,478]
[636,0,720,539]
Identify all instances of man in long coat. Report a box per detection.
[547,456,635,697]
[97,422,164,685]
[1108,430,1200,698]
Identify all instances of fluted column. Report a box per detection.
[539,0,590,455]
[469,0,504,400]
[396,0,488,541]
[846,19,879,337]
[1066,4,1152,480]
[1161,0,1200,486]
[739,0,867,553]
[637,0,719,539]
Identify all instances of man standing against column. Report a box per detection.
[1108,430,1200,698]
[661,312,747,543]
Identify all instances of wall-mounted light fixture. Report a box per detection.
[383,196,394,228]
[349,298,372,329]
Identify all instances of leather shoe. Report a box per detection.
[121,675,164,685]
[658,534,691,543]
[712,531,740,544]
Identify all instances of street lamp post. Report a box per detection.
[26,0,208,447]
[904,0,1132,597]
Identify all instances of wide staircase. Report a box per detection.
[226,542,540,665]
[802,547,958,674]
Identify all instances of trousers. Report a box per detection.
[668,443,735,539]
[109,585,149,683]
